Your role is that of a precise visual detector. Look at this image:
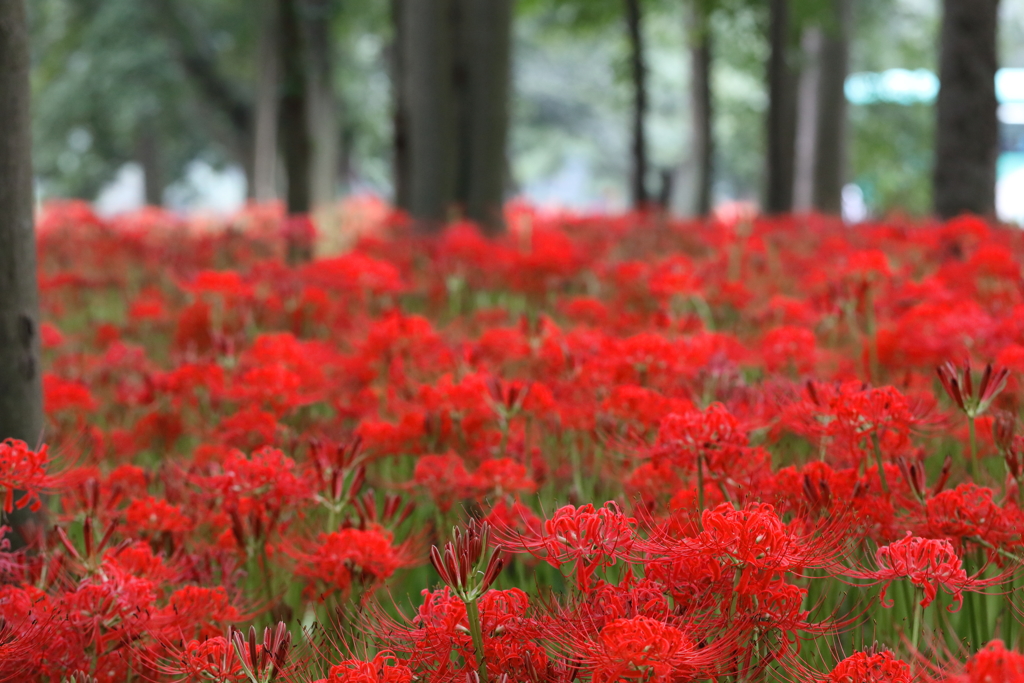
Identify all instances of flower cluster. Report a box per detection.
[1,203,1023,681]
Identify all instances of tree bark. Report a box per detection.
[933,0,1000,219]
[402,0,457,231]
[0,0,45,541]
[793,27,822,213]
[688,1,713,216]
[253,0,280,202]
[278,0,314,262]
[624,0,649,209]
[305,0,340,210]
[812,0,850,215]
[458,0,512,235]
[764,0,797,215]
[390,0,412,211]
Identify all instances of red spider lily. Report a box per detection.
[229,622,292,683]
[0,440,56,513]
[123,495,194,537]
[938,639,1024,683]
[350,491,416,531]
[471,458,537,498]
[156,585,243,640]
[295,526,416,597]
[923,483,1014,552]
[484,377,532,421]
[586,616,698,683]
[169,636,249,682]
[497,502,636,592]
[430,519,505,603]
[643,502,849,595]
[937,360,1009,418]
[366,586,541,683]
[409,453,475,513]
[309,438,367,521]
[848,535,1000,610]
[316,651,413,683]
[828,648,912,683]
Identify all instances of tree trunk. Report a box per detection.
[402,0,457,231]
[278,0,314,262]
[764,0,797,215]
[305,0,340,210]
[253,0,280,202]
[624,0,649,209]
[135,121,164,206]
[457,0,512,235]
[933,0,1000,219]
[0,0,45,541]
[688,1,713,216]
[390,0,411,211]
[812,0,850,215]
[793,28,821,213]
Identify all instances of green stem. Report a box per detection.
[911,599,923,659]
[498,418,509,458]
[968,416,978,481]
[871,432,890,495]
[465,597,489,683]
[1004,574,1015,650]
[326,504,337,533]
[967,535,1024,564]
[865,283,879,384]
[964,580,982,653]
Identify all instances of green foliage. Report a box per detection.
[850,103,933,216]
[28,0,241,199]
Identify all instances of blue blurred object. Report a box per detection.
[845,67,1024,106]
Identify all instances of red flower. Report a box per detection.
[298,526,413,596]
[828,649,911,683]
[588,616,696,683]
[959,640,1024,683]
[500,502,635,592]
[123,496,194,536]
[0,439,54,513]
[851,535,997,610]
[321,652,413,683]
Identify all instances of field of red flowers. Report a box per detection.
[4,201,1024,682]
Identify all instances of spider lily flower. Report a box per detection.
[431,518,505,603]
[229,622,291,683]
[827,648,912,683]
[0,439,57,514]
[937,360,1009,419]
[848,535,1001,610]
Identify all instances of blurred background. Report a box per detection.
[26,0,1024,223]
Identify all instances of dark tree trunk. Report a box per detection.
[278,0,314,262]
[402,0,457,232]
[457,0,512,235]
[933,0,1000,219]
[793,28,821,212]
[688,1,713,216]
[0,0,44,539]
[253,0,280,202]
[135,121,164,206]
[390,0,412,211]
[624,0,649,209]
[812,0,850,214]
[398,0,511,234]
[764,0,797,215]
[305,0,340,209]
